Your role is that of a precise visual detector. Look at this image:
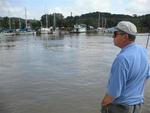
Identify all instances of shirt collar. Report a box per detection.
[120,42,136,53]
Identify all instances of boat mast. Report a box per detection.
[104,18,107,28]
[9,17,11,29]
[46,14,48,28]
[101,14,103,28]
[40,21,43,28]
[98,12,100,28]
[8,11,11,29]
[25,7,27,29]
[53,13,56,30]
[19,18,21,29]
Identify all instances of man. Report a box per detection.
[101,21,150,113]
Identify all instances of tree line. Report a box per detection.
[0,12,149,32]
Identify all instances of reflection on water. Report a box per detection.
[0,33,150,113]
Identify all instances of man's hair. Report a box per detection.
[128,34,136,41]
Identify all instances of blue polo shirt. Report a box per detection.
[107,43,150,105]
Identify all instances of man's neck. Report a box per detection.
[121,41,134,49]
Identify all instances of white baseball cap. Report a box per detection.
[114,21,137,35]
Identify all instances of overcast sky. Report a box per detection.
[0,0,149,20]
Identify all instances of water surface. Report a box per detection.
[0,33,150,113]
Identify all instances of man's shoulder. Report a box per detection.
[113,54,127,67]
[116,52,127,61]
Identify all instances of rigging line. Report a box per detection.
[146,32,150,49]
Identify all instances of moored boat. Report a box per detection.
[71,24,86,33]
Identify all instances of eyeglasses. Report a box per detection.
[113,31,124,38]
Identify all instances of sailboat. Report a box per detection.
[71,24,86,33]
[97,13,107,33]
[16,8,36,35]
[1,14,16,37]
[52,13,61,35]
[38,14,53,34]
